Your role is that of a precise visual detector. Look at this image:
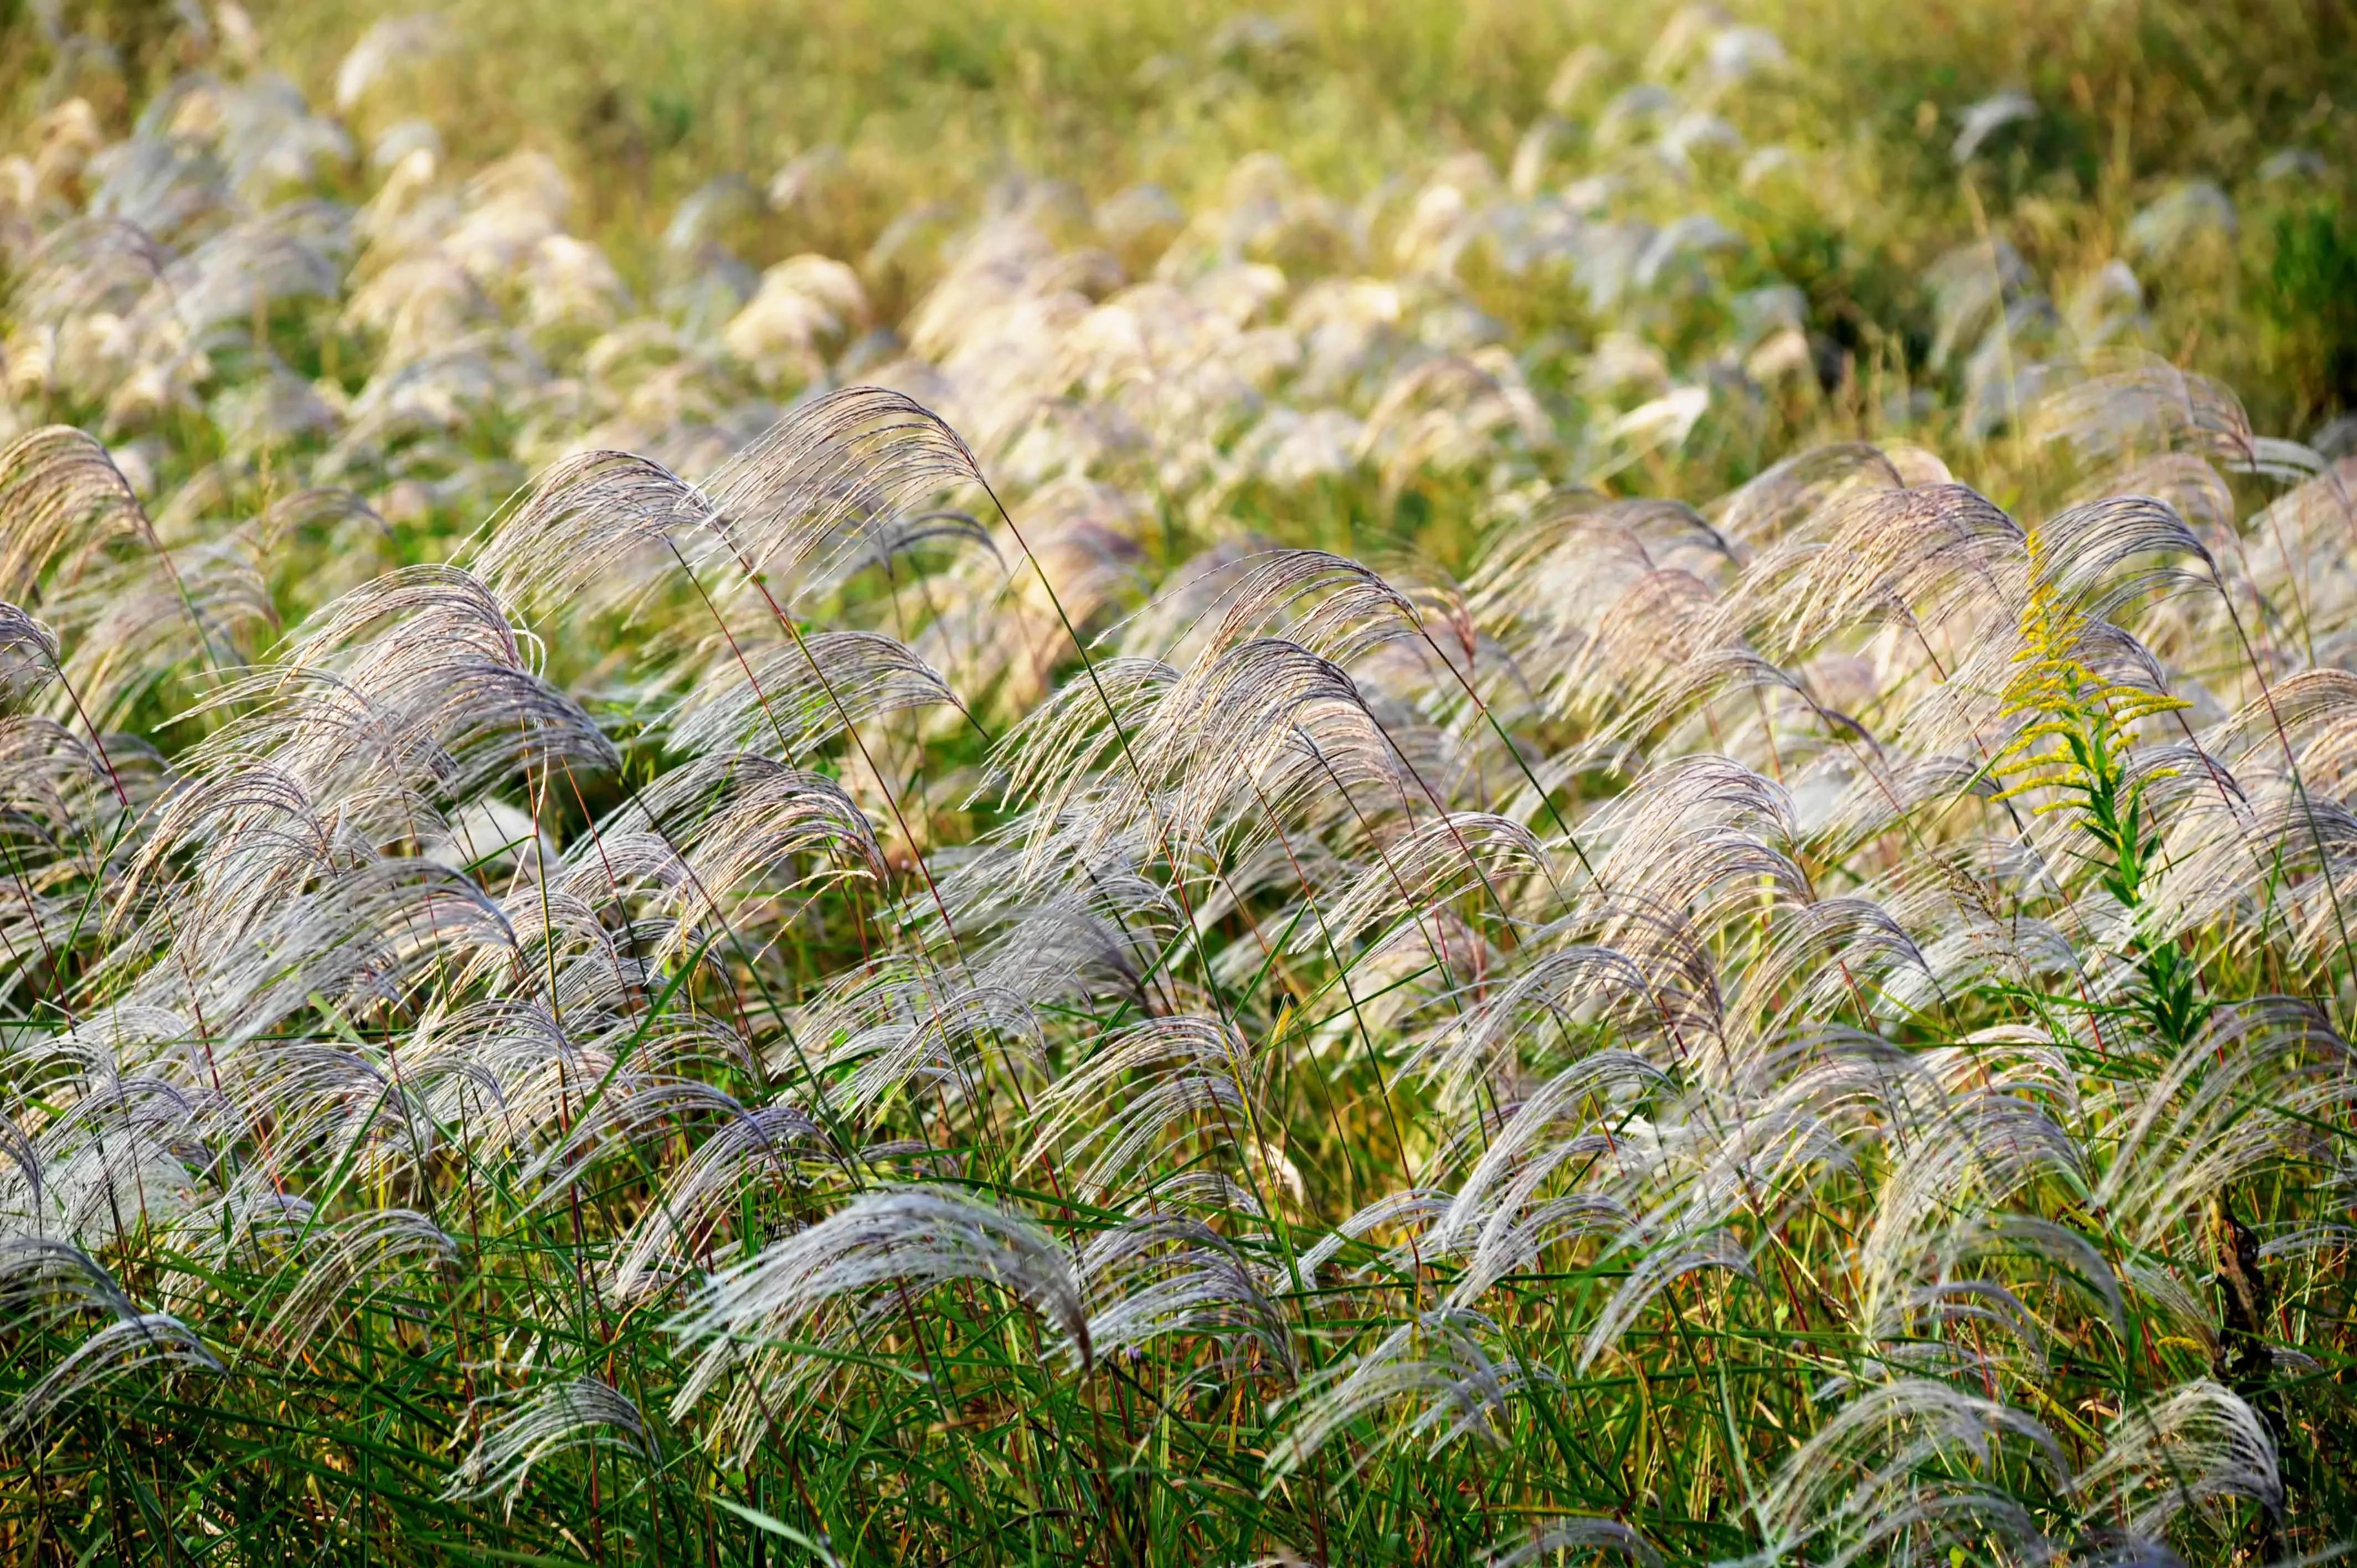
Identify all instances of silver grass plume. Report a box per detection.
[668,1185,1085,1460]
[441,1376,653,1515]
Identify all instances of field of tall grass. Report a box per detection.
[1,0,2354,1562]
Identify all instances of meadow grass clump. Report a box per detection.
[0,2,2354,1564]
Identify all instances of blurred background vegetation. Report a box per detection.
[8,0,2355,439]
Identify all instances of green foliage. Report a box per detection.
[2267,199,2357,418]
